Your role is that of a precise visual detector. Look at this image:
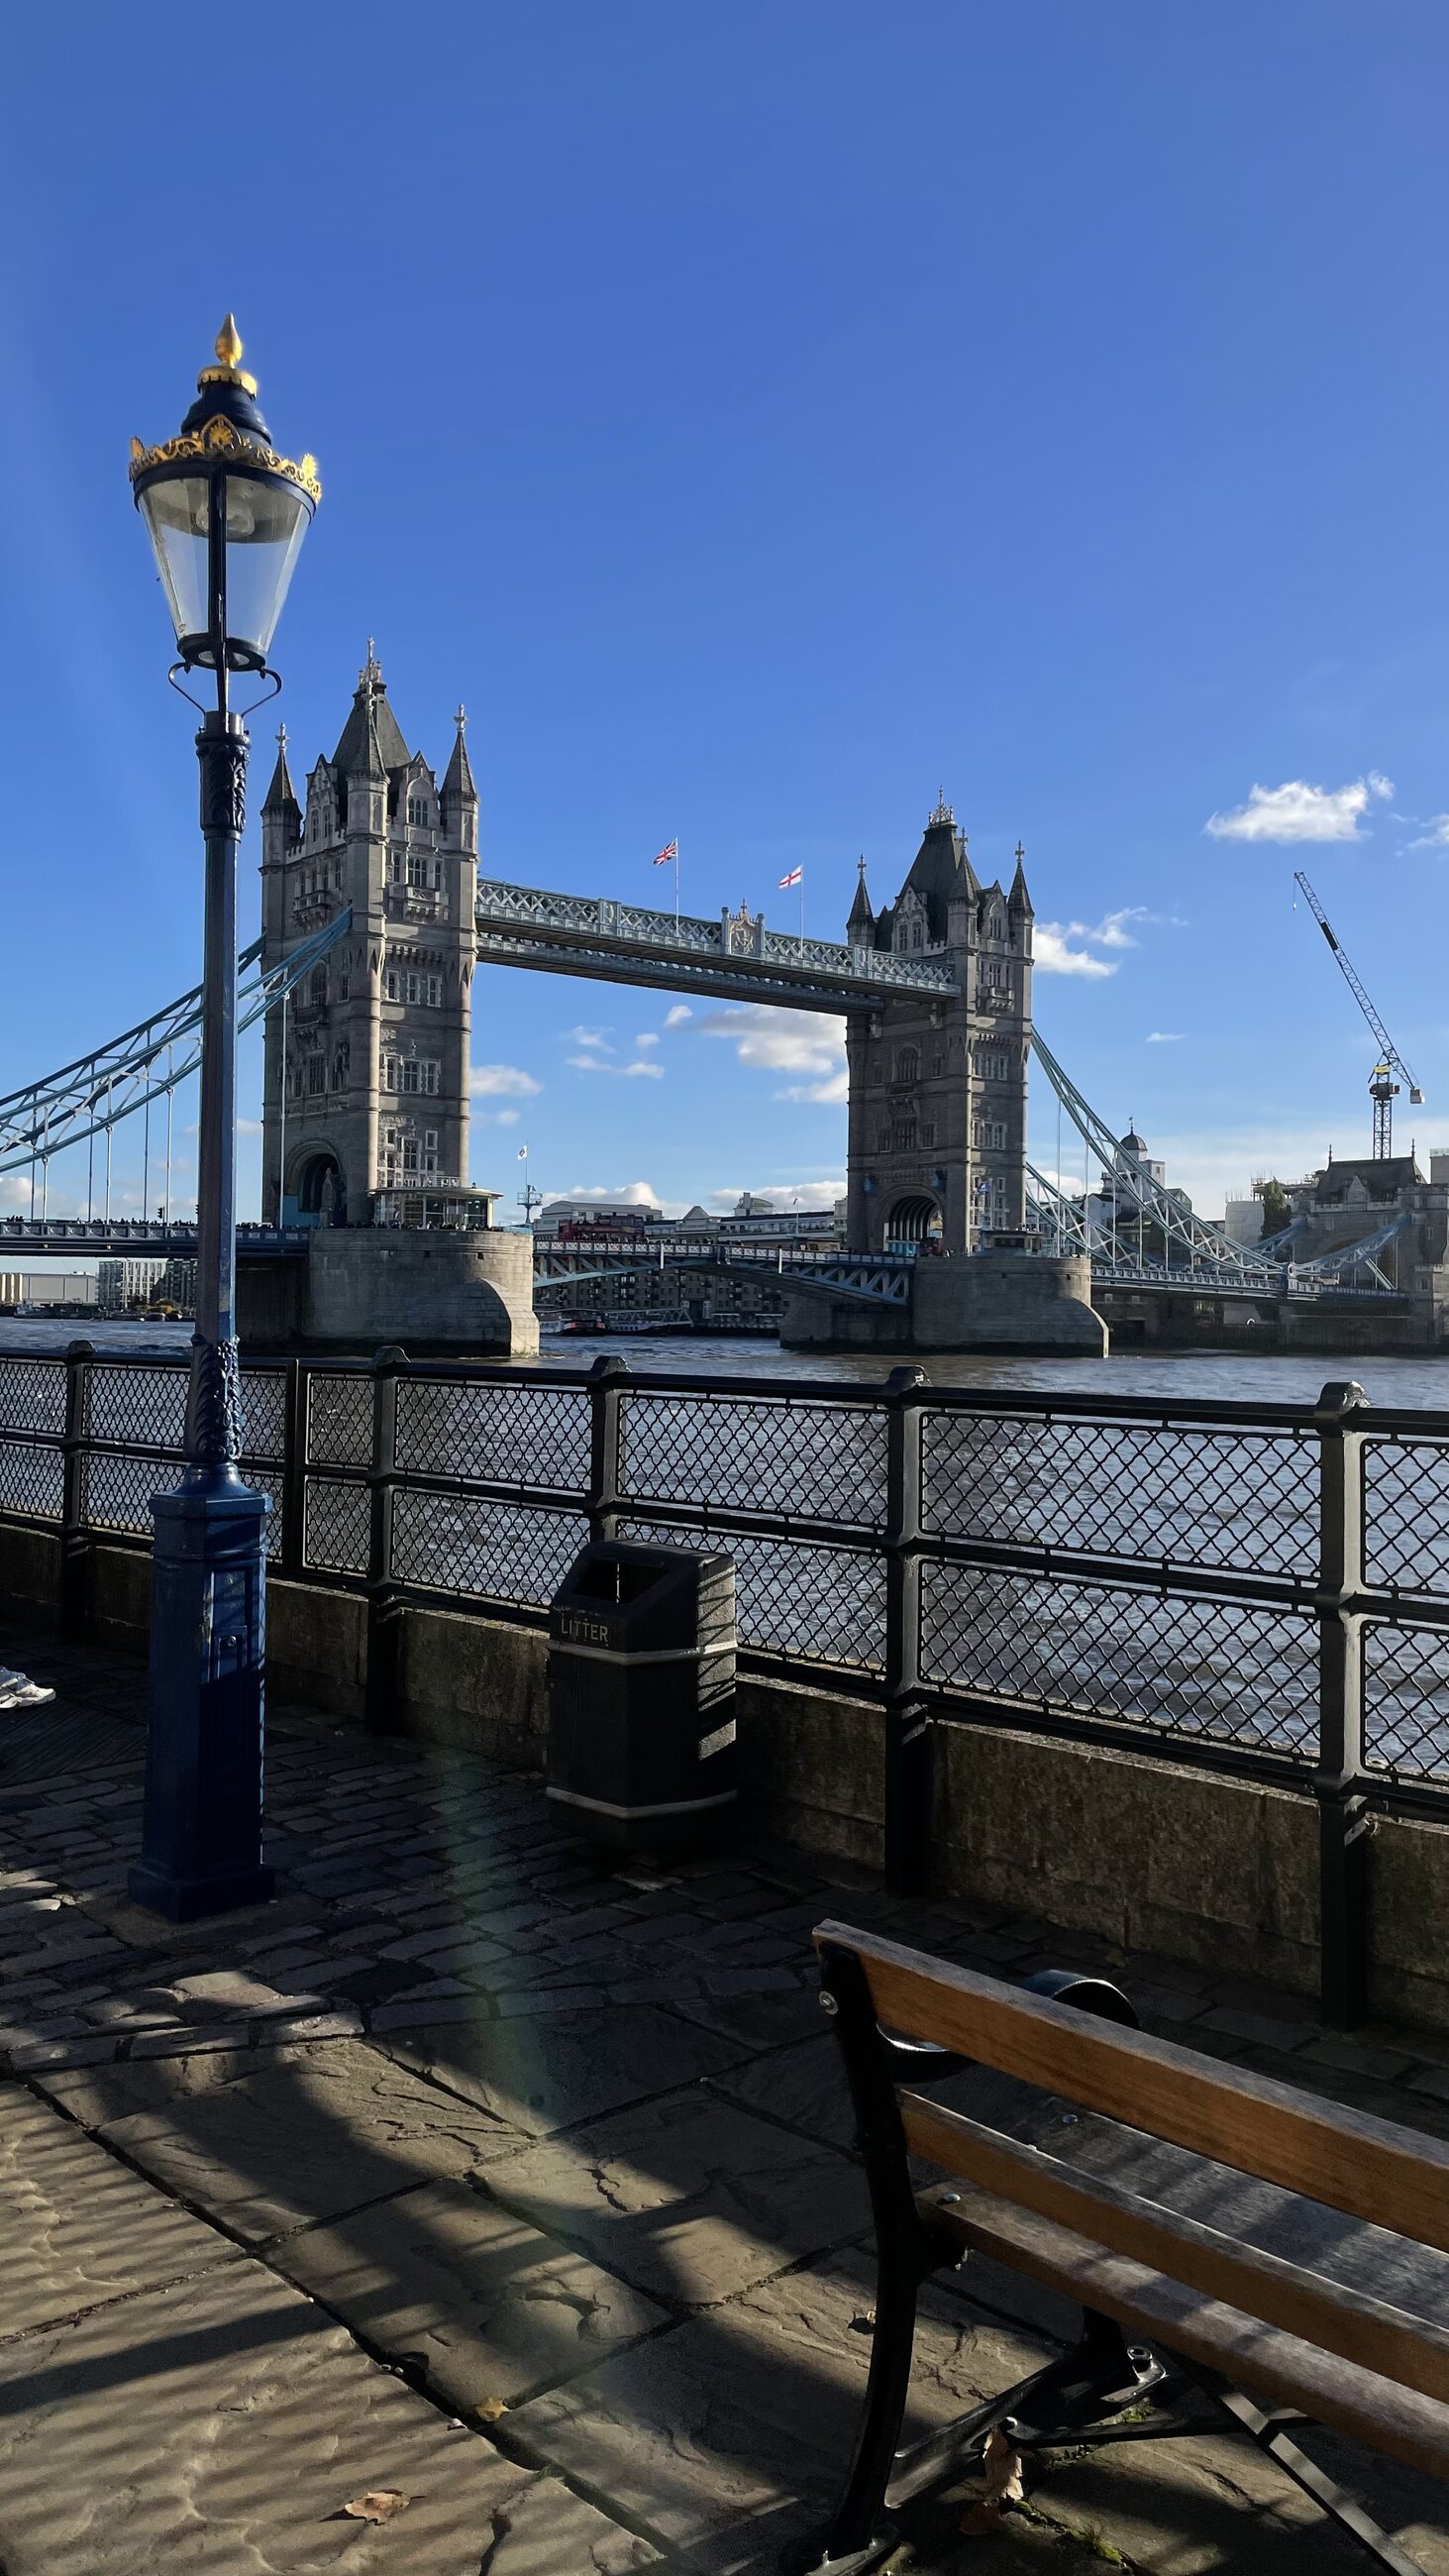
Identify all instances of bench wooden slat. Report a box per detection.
[903,2090,1449,2410]
[817,1921,1449,2256]
[924,2180,1449,2489]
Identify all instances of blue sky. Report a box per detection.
[2,3,1448,1225]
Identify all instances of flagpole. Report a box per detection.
[799,867,805,939]
[674,837,680,930]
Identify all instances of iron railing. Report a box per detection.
[6,1345,1449,2018]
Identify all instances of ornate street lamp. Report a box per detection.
[127,320,319,1919]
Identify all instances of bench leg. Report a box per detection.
[1190,2375,1429,2576]
[816,2259,921,2565]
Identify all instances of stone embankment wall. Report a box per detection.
[5,1525,1446,2029]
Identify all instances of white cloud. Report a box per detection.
[698,1003,847,1078]
[569,1055,663,1079]
[663,1005,692,1028]
[569,1024,611,1050]
[476,1108,521,1127]
[635,1031,660,1048]
[1034,927,1116,977]
[470,1064,542,1098]
[237,1117,263,1135]
[563,1180,661,1206]
[1146,1031,1184,1044]
[1204,774,1393,843]
[1409,815,1449,850]
[776,1070,850,1104]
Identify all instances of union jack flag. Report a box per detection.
[778,866,803,889]
[653,840,677,866]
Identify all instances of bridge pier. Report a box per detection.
[782,1250,1105,1355]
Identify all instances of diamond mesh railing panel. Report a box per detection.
[391,1489,586,1605]
[86,1361,186,1452]
[1364,1624,1449,1779]
[82,1452,185,1534]
[395,1377,590,1494]
[0,1440,62,1521]
[1364,1439,1449,1595]
[615,1516,885,1667]
[921,1560,1318,1756]
[240,1368,288,1464]
[0,1359,66,1438]
[306,1373,373,1469]
[619,1392,886,1528]
[249,1468,285,1561]
[303,1477,370,1575]
[921,1410,1316,1575]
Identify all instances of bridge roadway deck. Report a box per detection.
[473,878,960,1013]
[0,1221,309,1260]
[3,1626,1449,2572]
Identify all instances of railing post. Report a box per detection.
[1314,1378,1371,2029]
[364,1346,406,1736]
[58,1339,93,1642]
[280,1358,306,1580]
[883,1364,930,1896]
[586,1354,629,1546]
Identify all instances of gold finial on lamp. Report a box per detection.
[197,313,258,395]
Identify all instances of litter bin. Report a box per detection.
[547,1538,737,1852]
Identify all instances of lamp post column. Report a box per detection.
[128,704,274,1922]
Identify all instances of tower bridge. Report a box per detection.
[1,650,1430,1352]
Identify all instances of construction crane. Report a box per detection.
[1294,871,1423,1159]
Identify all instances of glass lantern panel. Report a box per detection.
[221,472,311,664]
[137,476,211,650]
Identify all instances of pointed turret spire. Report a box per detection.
[261,722,300,819]
[442,702,477,805]
[1008,838,1032,913]
[847,855,874,934]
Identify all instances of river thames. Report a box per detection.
[6,1315,1449,1411]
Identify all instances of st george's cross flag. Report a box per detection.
[778,866,803,889]
[654,839,678,866]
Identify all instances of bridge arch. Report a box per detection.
[884,1194,942,1252]
[292,1148,348,1228]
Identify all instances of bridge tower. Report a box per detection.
[844,801,1032,1254]
[259,649,478,1225]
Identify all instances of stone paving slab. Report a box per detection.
[0,2081,237,2336]
[11,1635,1449,2571]
[273,2177,670,2415]
[375,2002,747,2137]
[483,2084,868,2308]
[504,2241,1053,2571]
[0,2254,653,2575]
[34,2037,525,2242]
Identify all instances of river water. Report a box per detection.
[7,1316,1449,1412]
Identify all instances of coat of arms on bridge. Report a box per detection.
[723,901,764,957]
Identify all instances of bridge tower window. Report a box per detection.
[893,1045,919,1085]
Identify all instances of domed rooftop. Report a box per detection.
[1119,1128,1148,1155]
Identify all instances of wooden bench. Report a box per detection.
[807,1919,1449,2575]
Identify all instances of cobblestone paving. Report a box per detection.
[1,1628,1448,2570]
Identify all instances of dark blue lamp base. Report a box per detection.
[128,1479,275,1923]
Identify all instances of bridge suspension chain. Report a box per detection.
[0,912,352,1179]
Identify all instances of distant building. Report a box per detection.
[0,1274,21,1307]
[158,1256,198,1308]
[97,1258,169,1313]
[717,1206,840,1243]
[22,1273,98,1309]
[538,1198,663,1234]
